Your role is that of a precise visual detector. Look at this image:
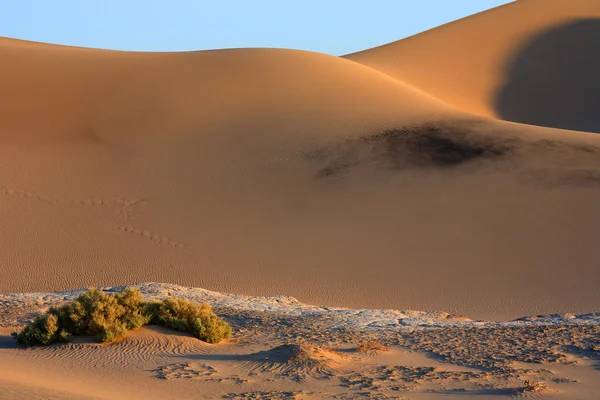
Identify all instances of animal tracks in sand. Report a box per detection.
[0,185,144,219]
[119,226,187,248]
[0,187,54,204]
[71,198,147,221]
[1,185,185,249]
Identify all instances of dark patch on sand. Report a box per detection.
[306,119,600,188]
[308,121,516,179]
[366,123,514,169]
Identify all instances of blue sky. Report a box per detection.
[1,1,513,55]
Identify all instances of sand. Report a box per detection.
[2,19,600,320]
[346,0,600,133]
[1,1,600,397]
[1,284,599,399]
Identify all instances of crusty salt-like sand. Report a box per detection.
[1,283,599,399]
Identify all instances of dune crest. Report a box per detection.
[345,0,600,133]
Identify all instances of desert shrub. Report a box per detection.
[53,299,88,334]
[152,297,210,327]
[58,329,72,343]
[88,295,128,343]
[117,287,153,330]
[51,288,148,343]
[152,297,231,343]
[12,313,60,347]
[192,315,232,344]
[12,288,231,347]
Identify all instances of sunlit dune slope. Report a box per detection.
[0,36,599,321]
[345,0,600,133]
[0,38,449,144]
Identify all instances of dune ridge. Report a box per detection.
[345,0,600,133]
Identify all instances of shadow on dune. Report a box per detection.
[563,345,600,371]
[175,353,247,361]
[495,19,600,133]
[0,335,17,349]
[435,388,514,396]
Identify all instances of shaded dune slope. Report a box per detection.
[0,29,599,321]
[345,0,600,133]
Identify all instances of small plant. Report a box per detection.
[151,297,232,343]
[356,340,389,353]
[12,313,66,347]
[12,288,231,347]
[514,380,549,394]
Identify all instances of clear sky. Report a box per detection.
[1,0,513,55]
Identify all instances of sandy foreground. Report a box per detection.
[1,283,599,399]
[1,0,600,397]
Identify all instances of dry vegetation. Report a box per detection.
[11,288,231,346]
[2,285,599,399]
[356,340,389,353]
[514,380,550,394]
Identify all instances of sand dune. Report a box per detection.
[3,3,600,398]
[1,37,447,143]
[1,0,600,322]
[346,0,600,133]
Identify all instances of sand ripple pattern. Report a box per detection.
[18,327,209,369]
[0,186,187,248]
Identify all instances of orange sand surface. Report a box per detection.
[1,0,600,322]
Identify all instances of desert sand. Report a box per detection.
[1,0,600,398]
[346,0,600,133]
[1,283,599,399]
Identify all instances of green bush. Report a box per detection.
[151,297,231,343]
[119,287,153,330]
[12,313,60,347]
[12,288,231,347]
[193,315,232,344]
